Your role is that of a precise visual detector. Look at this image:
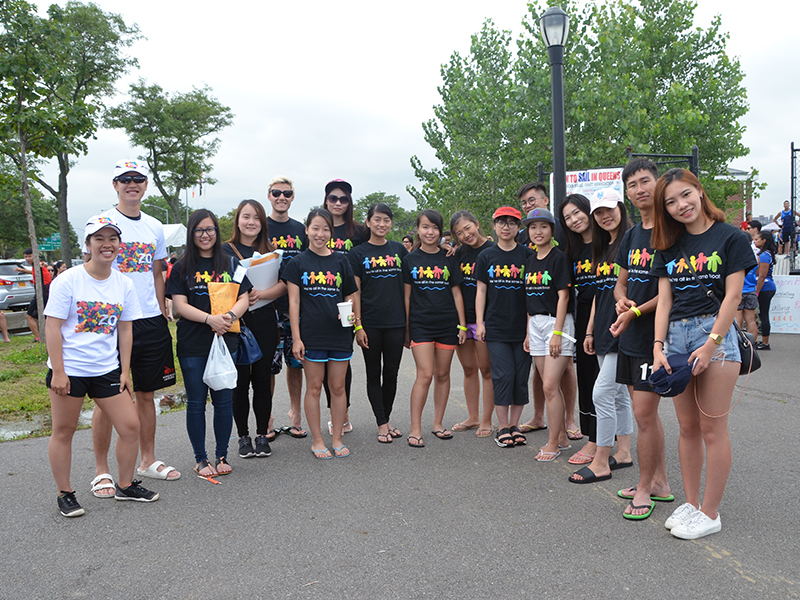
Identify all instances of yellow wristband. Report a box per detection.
[552,330,563,336]
[457,325,467,331]
[630,306,642,318]
[354,325,363,332]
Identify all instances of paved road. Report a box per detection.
[2,335,798,599]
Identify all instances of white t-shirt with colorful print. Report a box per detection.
[44,265,142,377]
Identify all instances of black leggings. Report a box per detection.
[758,289,776,338]
[575,301,599,443]
[232,308,280,437]
[359,326,405,426]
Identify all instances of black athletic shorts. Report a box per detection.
[26,287,49,318]
[616,351,656,393]
[131,314,176,392]
[47,367,124,399]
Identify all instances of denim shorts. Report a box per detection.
[666,314,740,364]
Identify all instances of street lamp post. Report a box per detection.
[539,6,570,219]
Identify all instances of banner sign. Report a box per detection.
[551,167,625,207]
[770,275,800,334]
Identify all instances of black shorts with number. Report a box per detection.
[131,314,176,392]
[616,351,656,393]
[47,367,123,399]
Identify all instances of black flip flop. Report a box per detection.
[569,466,612,484]
[431,429,453,440]
[609,456,634,471]
[284,426,308,438]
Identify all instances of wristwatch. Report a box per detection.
[708,333,723,345]
[227,310,238,322]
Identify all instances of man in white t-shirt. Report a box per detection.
[90,159,180,497]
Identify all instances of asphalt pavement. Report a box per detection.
[1,334,798,599]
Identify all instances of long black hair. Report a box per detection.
[178,209,229,279]
[591,201,632,269]
[558,194,592,262]
[758,230,778,257]
[414,209,443,250]
[323,185,363,240]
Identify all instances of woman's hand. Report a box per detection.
[652,346,670,374]
[457,328,467,345]
[688,338,716,376]
[248,289,260,306]
[50,370,70,396]
[475,323,485,342]
[292,338,305,362]
[208,313,232,336]
[119,372,134,399]
[609,309,635,338]
[356,328,369,349]
[549,334,562,358]
[583,334,595,356]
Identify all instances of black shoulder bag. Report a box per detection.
[678,242,760,375]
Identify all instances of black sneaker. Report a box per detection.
[254,435,272,457]
[238,435,255,458]
[57,491,85,517]
[115,480,159,502]
[756,342,770,351]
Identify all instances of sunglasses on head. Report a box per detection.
[270,189,294,198]
[326,194,349,205]
[115,175,147,184]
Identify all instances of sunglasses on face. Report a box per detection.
[193,227,218,238]
[270,189,294,198]
[326,195,349,205]
[115,175,147,184]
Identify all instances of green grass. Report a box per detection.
[0,321,184,424]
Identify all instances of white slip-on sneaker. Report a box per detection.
[670,510,721,540]
[664,502,698,530]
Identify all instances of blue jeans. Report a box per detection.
[666,314,740,364]
[179,355,233,464]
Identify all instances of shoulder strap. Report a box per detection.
[226,242,245,261]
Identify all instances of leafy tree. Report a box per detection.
[353,192,416,241]
[4,2,140,266]
[217,208,236,244]
[410,0,750,220]
[105,81,234,224]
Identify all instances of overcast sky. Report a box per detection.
[35,0,800,236]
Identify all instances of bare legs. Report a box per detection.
[533,354,570,458]
[453,339,494,433]
[303,360,348,456]
[409,344,455,445]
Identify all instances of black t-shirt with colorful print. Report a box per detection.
[615,224,659,357]
[280,250,359,352]
[267,216,307,314]
[592,250,621,355]
[166,255,252,358]
[651,222,757,321]
[456,240,494,324]
[402,248,463,339]
[348,240,408,329]
[475,244,532,342]
[524,248,572,318]
[573,242,596,305]
[328,223,364,255]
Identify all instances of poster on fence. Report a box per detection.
[551,167,625,206]
[770,275,800,334]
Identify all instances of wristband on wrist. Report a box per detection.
[204,314,209,324]
[653,340,664,347]
[457,325,467,331]
[354,325,364,332]
[629,306,642,318]
[585,333,593,337]
[227,310,237,322]
[552,330,563,336]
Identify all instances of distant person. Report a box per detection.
[739,211,752,231]
[15,248,51,342]
[753,231,778,351]
[402,235,414,253]
[774,200,799,254]
[53,261,67,278]
[0,311,10,343]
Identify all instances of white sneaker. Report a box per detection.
[670,511,721,540]
[664,502,698,530]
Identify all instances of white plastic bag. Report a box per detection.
[202,335,238,391]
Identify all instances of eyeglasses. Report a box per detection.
[270,189,294,198]
[495,219,519,229]
[193,227,218,238]
[326,195,349,205]
[115,175,147,184]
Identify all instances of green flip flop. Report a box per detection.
[617,487,675,502]
[623,500,655,520]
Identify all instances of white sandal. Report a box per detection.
[90,473,115,498]
[136,460,180,481]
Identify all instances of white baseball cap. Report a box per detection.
[85,215,122,237]
[590,188,623,213]
[112,159,149,179]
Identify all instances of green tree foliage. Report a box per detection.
[353,192,416,241]
[410,0,750,220]
[105,81,234,225]
[217,208,236,244]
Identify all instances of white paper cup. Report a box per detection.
[337,301,354,327]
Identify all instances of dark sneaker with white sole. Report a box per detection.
[115,480,159,502]
[57,491,85,517]
[239,435,255,458]
[254,435,272,457]
[756,342,770,351]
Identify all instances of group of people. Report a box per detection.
[43,157,753,542]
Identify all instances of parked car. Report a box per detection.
[0,259,35,310]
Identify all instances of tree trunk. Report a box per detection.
[18,127,46,345]
[56,151,72,267]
